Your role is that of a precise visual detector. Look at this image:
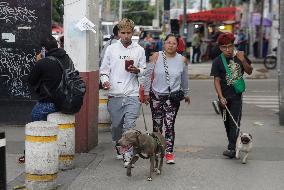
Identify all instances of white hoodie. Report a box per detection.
[100,40,146,97]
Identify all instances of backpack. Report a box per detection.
[46,56,86,114]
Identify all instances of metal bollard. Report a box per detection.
[25,121,58,190]
[99,90,111,130]
[0,131,6,190]
[47,112,75,170]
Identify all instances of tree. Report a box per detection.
[52,0,64,24]
[110,0,155,26]
[279,0,284,125]
[124,2,155,26]
[210,0,237,8]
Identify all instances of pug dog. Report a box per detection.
[235,132,252,164]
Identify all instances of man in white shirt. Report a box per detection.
[100,18,146,167]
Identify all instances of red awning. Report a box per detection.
[180,7,237,22]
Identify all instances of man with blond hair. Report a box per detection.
[100,18,146,167]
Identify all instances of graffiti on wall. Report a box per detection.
[0,0,51,99]
[0,2,38,24]
[0,48,35,98]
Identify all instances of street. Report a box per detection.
[4,68,284,190]
[64,78,283,190]
[1,0,284,189]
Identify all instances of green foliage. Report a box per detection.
[124,2,155,26]
[110,0,156,26]
[52,0,64,24]
[210,0,223,8]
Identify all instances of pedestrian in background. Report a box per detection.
[144,34,190,164]
[59,35,64,49]
[191,29,201,63]
[99,25,120,89]
[236,29,247,52]
[100,24,120,65]
[177,34,185,55]
[210,32,253,158]
[144,33,155,62]
[100,18,146,167]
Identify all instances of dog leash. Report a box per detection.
[224,104,240,129]
[141,104,148,132]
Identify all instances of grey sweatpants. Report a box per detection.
[107,96,141,142]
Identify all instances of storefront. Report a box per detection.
[180,6,239,39]
[179,7,239,61]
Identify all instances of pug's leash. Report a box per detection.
[223,104,240,130]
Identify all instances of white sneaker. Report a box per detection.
[115,143,123,160]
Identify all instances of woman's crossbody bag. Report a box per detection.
[162,52,185,102]
[221,53,246,94]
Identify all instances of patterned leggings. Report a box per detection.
[150,92,180,153]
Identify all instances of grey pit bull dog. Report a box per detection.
[118,129,166,181]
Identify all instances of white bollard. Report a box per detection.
[47,112,75,170]
[25,121,58,190]
[99,90,111,130]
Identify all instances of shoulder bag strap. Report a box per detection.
[161,51,171,93]
[220,53,233,80]
[43,56,66,98]
[46,56,64,71]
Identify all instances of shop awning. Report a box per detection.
[180,7,237,22]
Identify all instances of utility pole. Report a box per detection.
[200,0,203,11]
[183,0,187,42]
[249,0,254,56]
[156,0,160,27]
[105,0,111,20]
[258,0,264,58]
[163,0,170,33]
[279,0,284,125]
[119,0,123,20]
[64,0,99,152]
